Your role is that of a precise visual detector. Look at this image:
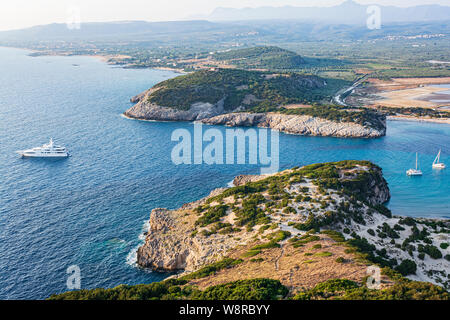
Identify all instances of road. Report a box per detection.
[333,75,368,106]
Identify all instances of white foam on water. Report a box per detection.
[126,219,150,267]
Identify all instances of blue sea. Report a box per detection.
[0,47,449,299]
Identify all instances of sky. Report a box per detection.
[0,0,449,31]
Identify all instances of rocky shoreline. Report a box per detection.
[136,161,449,288]
[199,112,385,138]
[124,90,386,138]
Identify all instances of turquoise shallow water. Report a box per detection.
[0,47,449,299]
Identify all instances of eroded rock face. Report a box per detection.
[339,165,391,205]
[232,174,266,186]
[136,189,235,272]
[200,112,386,138]
[124,88,226,121]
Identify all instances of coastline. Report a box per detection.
[0,45,186,73]
[370,78,450,109]
[387,115,450,125]
[1,43,448,300]
[135,161,449,289]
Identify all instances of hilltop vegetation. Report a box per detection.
[126,67,386,135]
[49,276,448,300]
[147,68,347,111]
[212,46,305,71]
[143,67,387,130]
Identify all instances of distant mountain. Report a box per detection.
[206,0,450,25]
[0,20,226,41]
[0,6,448,46]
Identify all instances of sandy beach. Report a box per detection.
[387,115,450,124]
[371,77,450,109]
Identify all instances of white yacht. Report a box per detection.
[406,152,422,176]
[432,149,446,169]
[16,138,69,158]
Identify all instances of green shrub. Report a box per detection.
[293,278,449,300]
[396,259,417,276]
[315,251,332,257]
[399,217,416,226]
[190,279,288,300]
[283,206,297,214]
[242,249,261,258]
[321,230,345,242]
[418,244,442,259]
[181,258,243,281]
[335,257,345,263]
[196,205,228,226]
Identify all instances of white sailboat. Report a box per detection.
[432,149,446,169]
[406,152,423,176]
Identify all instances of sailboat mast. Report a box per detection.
[434,149,441,165]
[416,153,418,170]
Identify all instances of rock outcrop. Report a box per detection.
[200,112,386,138]
[232,174,266,186]
[136,188,236,272]
[124,88,227,121]
[136,161,390,272]
[136,161,449,288]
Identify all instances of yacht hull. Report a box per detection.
[406,169,422,176]
[17,151,69,158]
[21,154,68,158]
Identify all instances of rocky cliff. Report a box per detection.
[125,93,385,138]
[137,161,388,272]
[200,112,385,138]
[136,188,240,272]
[125,87,227,121]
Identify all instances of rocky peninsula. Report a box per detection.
[136,160,449,291]
[124,68,386,138]
[51,161,450,300]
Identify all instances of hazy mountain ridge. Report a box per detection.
[0,1,449,44]
[0,20,226,41]
[207,0,450,24]
[0,20,448,45]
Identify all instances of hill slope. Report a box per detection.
[212,46,305,70]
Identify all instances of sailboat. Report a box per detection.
[406,153,423,176]
[432,149,446,169]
